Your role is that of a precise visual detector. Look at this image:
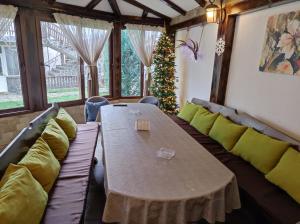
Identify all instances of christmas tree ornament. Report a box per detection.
[216,37,225,56]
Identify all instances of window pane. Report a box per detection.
[41,21,81,104]
[121,30,141,97]
[84,41,110,97]
[0,21,24,110]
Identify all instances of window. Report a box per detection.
[40,21,81,104]
[0,20,24,110]
[84,41,110,97]
[121,30,142,97]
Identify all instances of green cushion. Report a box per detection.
[42,119,69,160]
[18,137,61,193]
[266,147,300,204]
[177,102,207,123]
[55,108,77,140]
[0,164,48,224]
[190,111,219,135]
[231,128,289,174]
[209,115,247,151]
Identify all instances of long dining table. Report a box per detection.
[100,103,240,224]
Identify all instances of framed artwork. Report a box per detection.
[259,10,300,75]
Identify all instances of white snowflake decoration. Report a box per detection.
[216,38,225,56]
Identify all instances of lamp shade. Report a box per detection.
[206,3,219,23]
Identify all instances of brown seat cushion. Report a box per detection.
[42,122,99,224]
[225,157,300,224]
[169,115,300,224]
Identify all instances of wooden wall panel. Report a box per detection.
[18,8,45,111]
[210,0,289,104]
[210,15,237,104]
[112,22,122,98]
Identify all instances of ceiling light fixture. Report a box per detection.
[205,0,226,24]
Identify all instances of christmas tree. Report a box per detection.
[151,32,177,114]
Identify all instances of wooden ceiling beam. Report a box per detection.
[228,0,288,15]
[121,15,164,26]
[170,0,290,33]
[108,0,121,17]
[122,0,171,21]
[2,0,165,26]
[142,10,148,18]
[160,0,186,15]
[4,0,114,20]
[169,14,206,33]
[194,0,207,8]
[48,0,56,4]
[86,0,103,10]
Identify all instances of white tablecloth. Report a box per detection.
[101,104,240,224]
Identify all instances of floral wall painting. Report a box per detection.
[259,10,300,76]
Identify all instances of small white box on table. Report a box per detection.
[135,119,150,131]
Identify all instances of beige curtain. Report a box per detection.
[126,24,163,96]
[53,13,113,97]
[0,5,18,39]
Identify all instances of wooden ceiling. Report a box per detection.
[55,0,204,18]
[1,0,212,26]
[2,0,247,26]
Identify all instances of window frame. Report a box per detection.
[36,14,114,107]
[36,15,86,108]
[0,15,143,118]
[0,12,30,117]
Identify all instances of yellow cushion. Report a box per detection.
[55,108,77,140]
[0,164,48,224]
[190,111,219,135]
[266,147,300,204]
[209,115,247,151]
[231,128,289,174]
[177,102,207,123]
[42,118,69,160]
[18,137,61,193]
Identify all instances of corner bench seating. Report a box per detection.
[0,104,99,224]
[170,98,300,224]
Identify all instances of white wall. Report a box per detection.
[225,1,300,141]
[175,24,218,106]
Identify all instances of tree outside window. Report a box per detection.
[121,30,141,97]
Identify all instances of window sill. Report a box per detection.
[0,109,33,119]
[0,96,143,118]
[49,99,85,108]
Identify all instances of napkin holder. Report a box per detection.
[135,119,150,131]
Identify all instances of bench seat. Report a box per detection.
[43,122,99,224]
[170,115,300,224]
